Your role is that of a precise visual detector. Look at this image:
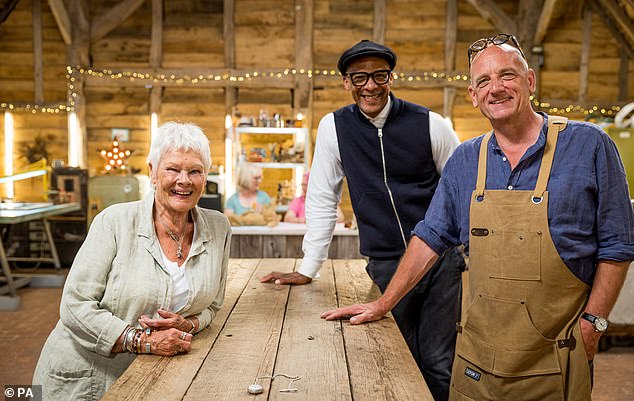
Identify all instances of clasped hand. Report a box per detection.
[137,309,193,356]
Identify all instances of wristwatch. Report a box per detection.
[581,312,609,333]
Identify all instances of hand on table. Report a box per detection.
[260,271,312,285]
[321,301,387,325]
[138,309,196,333]
[140,328,193,356]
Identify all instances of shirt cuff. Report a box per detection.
[412,221,449,256]
[297,259,323,279]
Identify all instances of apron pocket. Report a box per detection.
[487,230,541,280]
[461,294,561,376]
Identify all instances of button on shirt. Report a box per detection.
[414,114,634,285]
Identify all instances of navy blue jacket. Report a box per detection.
[335,95,439,258]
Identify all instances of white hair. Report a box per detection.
[236,163,263,191]
[146,122,211,172]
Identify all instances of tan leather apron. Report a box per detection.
[449,117,592,401]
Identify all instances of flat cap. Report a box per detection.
[337,40,397,74]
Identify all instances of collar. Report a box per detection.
[360,95,392,128]
[489,112,548,163]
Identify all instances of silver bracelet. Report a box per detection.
[126,328,138,353]
[187,319,196,334]
[123,326,136,353]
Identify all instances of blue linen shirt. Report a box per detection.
[414,113,634,285]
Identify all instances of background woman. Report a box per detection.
[33,122,231,400]
[284,171,344,224]
[224,163,271,216]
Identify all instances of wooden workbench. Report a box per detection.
[103,258,432,401]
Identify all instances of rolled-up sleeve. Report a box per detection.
[595,132,634,262]
[413,160,464,255]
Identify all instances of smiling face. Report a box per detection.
[343,56,393,118]
[468,44,535,124]
[149,148,206,217]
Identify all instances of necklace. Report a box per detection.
[157,210,189,260]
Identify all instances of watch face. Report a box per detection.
[596,317,609,332]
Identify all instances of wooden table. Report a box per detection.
[230,223,362,259]
[103,259,432,401]
[0,202,80,309]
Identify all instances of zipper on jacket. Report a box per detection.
[378,128,408,249]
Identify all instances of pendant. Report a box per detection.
[177,245,183,259]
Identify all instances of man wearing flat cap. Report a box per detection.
[262,39,465,401]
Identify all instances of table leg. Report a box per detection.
[42,218,61,270]
[0,237,18,297]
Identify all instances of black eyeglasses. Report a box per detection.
[347,70,392,87]
[468,34,526,67]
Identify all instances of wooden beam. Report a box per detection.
[47,0,71,45]
[464,0,516,34]
[578,5,591,103]
[373,0,386,44]
[595,0,634,47]
[590,0,634,60]
[445,0,457,71]
[618,47,629,101]
[33,0,44,104]
[534,0,557,44]
[91,0,145,43]
[224,0,237,116]
[0,0,19,24]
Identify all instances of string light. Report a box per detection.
[0,66,626,118]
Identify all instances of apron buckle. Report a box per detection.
[557,337,576,349]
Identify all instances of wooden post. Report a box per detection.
[150,0,163,116]
[618,48,629,102]
[373,0,386,44]
[32,0,44,104]
[224,0,237,116]
[67,0,90,168]
[579,5,592,103]
[294,0,313,115]
[444,0,457,119]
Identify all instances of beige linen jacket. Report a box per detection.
[33,194,231,401]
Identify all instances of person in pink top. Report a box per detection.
[284,171,344,223]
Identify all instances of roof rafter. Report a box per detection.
[91,0,145,43]
[464,0,517,34]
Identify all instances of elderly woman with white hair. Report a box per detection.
[33,122,231,400]
[223,163,271,216]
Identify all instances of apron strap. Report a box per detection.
[474,131,493,198]
[532,116,568,202]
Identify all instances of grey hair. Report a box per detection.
[146,122,212,172]
[236,163,263,191]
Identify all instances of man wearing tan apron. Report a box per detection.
[450,117,591,400]
[321,34,634,401]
